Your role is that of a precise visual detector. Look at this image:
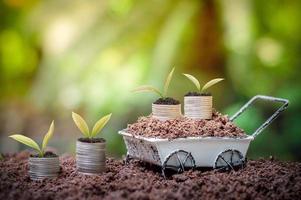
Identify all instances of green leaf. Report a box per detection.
[201,78,224,92]
[163,67,175,97]
[72,112,90,138]
[91,113,112,137]
[183,73,201,91]
[131,85,163,97]
[42,121,54,153]
[9,134,42,155]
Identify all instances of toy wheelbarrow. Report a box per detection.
[119,95,289,177]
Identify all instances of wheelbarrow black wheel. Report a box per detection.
[124,153,132,165]
[214,149,245,171]
[162,150,195,178]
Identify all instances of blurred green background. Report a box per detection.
[0,0,300,160]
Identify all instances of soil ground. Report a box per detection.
[1,152,301,200]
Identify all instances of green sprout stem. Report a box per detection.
[9,121,55,158]
[132,67,175,99]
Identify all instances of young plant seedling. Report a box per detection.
[183,74,224,96]
[9,121,55,157]
[73,112,111,174]
[132,67,179,105]
[72,112,112,140]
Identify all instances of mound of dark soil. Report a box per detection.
[127,111,246,139]
[78,138,105,143]
[185,91,211,96]
[0,152,300,200]
[153,97,180,105]
[30,151,58,158]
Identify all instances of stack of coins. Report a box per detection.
[152,104,182,121]
[76,140,106,174]
[184,96,212,119]
[28,157,60,180]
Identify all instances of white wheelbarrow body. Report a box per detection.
[119,131,253,167]
[119,95,289,176]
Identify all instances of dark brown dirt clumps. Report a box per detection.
[153,97,180,105]
[78,138,106,143]
[127,111,246,139]
[1,152,301,200]
[185,91,211,96]
[30,151,58,158]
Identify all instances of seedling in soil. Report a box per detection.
[72,112,112,140]
[9,121,55,157]
[132,68,179,105]
[183,74,224,95]
[72,112,111,174]
[182,74,223,119]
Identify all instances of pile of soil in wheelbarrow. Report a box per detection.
[126,111,246,139]
[1,152,301,200]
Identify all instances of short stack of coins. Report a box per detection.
[184,96,212,119]
[28,157,60,180]
[152,103,182,121]
[76,140,106,174]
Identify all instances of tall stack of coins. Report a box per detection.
[76,140,106,174]
[184,96,212,119]
[152,104,182,121]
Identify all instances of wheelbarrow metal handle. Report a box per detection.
[230,95,289,138]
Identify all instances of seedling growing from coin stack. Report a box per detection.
[9,121,60,180]
[72,112,112,174]
[132,68,181,120]
[183,74,224,119]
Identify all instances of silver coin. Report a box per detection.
[28,156,60,180]
[76,140,106,174]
